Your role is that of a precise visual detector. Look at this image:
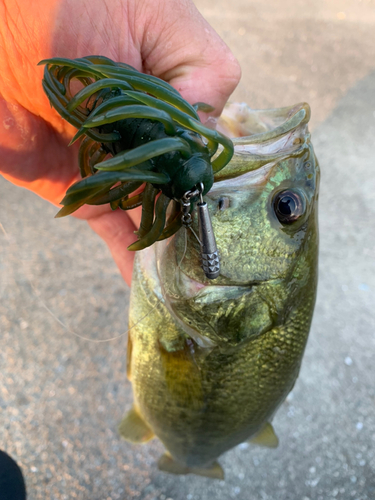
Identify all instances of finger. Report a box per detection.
[87,208,140,287]
[136,0,241,117]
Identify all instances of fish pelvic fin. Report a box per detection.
[249,422,279,448]
[158,453,224,480]
[118,407,154,444]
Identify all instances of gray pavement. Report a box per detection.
[1,1,375,499]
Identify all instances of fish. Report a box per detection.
[119,101,320,479]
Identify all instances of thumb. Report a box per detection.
[136,0,241,117]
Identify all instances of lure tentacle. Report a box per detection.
[158,207,183,241]
[87,181,143,206]
[138,184,160,238]
[128,194,171,251]
[66,79,134,112]
[85,65,197,117]
[117,192,144,211]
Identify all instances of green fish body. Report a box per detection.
[120,102,319,479]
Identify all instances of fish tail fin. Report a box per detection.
[158,453,224,480]
[118,406,154,443]
[249,422,279,448]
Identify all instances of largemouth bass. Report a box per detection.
[120,102,319,479]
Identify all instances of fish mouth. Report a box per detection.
[175,267,269,300]
[166,268,279,350]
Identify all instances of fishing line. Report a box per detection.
[29,280,161,343]
[177,227,188,270]
[189,226,202,246]
[176,225,202,281]
[0,219,162,343]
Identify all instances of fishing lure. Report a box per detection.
[39,56,233,274]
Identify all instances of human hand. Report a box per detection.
[0,0,241,285]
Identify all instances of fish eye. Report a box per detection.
[273,190,306,224]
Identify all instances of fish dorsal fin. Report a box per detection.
[118,407,154,443]
[158,453,224,480]
[249,422,279,448]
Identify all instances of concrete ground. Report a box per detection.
[1,0,375,499]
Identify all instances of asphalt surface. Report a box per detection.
[1,1,375,499]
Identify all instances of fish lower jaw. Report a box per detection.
[174,268,207,298]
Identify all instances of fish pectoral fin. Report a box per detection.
[249,422,279,448]
[158,453,224,480]
[118,407,154,444]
